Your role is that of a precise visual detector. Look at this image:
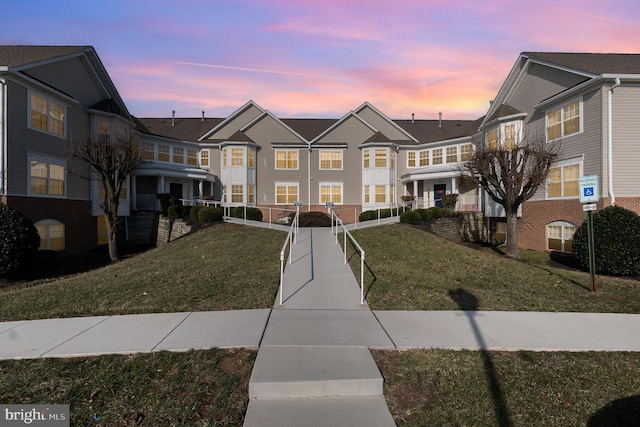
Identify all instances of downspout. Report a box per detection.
[0,78,6,198]
[608,77,621,206]
[307,145,311,212]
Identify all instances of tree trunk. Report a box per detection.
[505,209,519,259]
[106,220,119,262]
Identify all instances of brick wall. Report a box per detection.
[518,197,640,252]
[5,196,96,254]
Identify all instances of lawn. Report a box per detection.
[348,223,640,313]
[0,223,285,321]
[2,221,640,425]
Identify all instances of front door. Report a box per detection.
[434,184,446,208]
[170,183,183,206]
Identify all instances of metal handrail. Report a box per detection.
[331,212,366,304]
[279,211,300,305]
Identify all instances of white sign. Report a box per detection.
[583,203,597,212]
[579,175,599,204]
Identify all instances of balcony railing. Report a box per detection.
[412,194,481,212]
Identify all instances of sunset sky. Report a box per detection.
[2,0,639,120]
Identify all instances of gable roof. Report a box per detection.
[0,46,91,69]
[137,117,224,142]
[395,117,483,145]
[524,52,640,76]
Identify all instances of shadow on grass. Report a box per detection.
[448,288,512,427]
[588,395,640,427]
[344,239,378,301]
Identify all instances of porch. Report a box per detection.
[401,173,482,213]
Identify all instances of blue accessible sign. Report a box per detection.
[579,175,599,204]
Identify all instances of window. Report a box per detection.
[548,221,575,252]
[390,185,395,204]
[363,150,370,168]
[547,163,580,198]
[460,143,473,161]
[419,150,429,167]
[97,216,108,245]
[364,185,370,203]
[320,150,343,170]
[30,158,65,196]
[142,143,155,160]
[187,149,198,166]
[407,151,416,167]
[446,146,458,163]
[98,119,110,141]
[547,99,581,141]
[375,185,386,203]
[248,150,255,168]
[276,150,298,169]
[504,123,516,150]
[29,92,65,137]
[375,149,387,168]
[487,128,498,150]
[222,148,227,167]
[35,219,65,251]
[231,185,243,203]
[391,150,395,168]
[276,183,299,204]
[495,222,506,243]
[320,183,343,204]
[232,148,243,166]
[248,185,255,204]
[432,148,443,165]
[173,147,184,164]
[158,145,170,162]
[200,150,209,167]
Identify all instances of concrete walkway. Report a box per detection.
[1,224,640,425]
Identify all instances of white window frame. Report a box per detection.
[407,151,416,168]
[546,97,583,142]
[546,157,583,200]
[547,221,576,253]
[200,149,209,167]
[28,90,66,138]
[319,182,343,205]
[319,150,343,170]
[27,153,67,198]
[275,150,299,170]
[34,219,65,251]
[275,182,299,204]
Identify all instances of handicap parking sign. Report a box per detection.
[579,175,599,203]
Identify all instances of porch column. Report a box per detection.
[423,179,428,208]
[198,180,204,198]
[131,174,137,211]
[413,180,418,196]
[451,177,457,194]
[157,176,165,211]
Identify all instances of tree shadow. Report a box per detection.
[448,288,512,427]
[588,395,640,427]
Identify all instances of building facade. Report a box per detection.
[3,46,640,255]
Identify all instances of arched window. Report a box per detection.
[34,219,65,251]
[547,221,576,253]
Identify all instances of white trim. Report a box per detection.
[274,181,299,205]
[274,149,300,170]
[318,182,343,205]
[546,220,577,253]
[318,149,344,170]
[545,96,583,143]
[34,219,65,251]
[27,89,67,138]
[545,156,584,200]
[27,153,67,198]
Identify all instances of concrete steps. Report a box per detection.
[249,346,383,399]
[244,396,395,427]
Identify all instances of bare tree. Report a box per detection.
[71,133,143,262]
[462,131,559,259]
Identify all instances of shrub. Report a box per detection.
[247,208,263,221]
[167,205,183,218]
[189,205,204,222]
[572,205,640,276]
[428,207,446,219]
[290,211,332,227]
[359,210,377,222]
[181,206,192,219]
[198,207,224,224]
[415,209,433,222]
[441,194,458,210]
[0,204,41,275]
[400,210,421,225]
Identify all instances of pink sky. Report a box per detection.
[2,0,639,120]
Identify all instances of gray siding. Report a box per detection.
[245,115,305,144]
[356,106,410,140]
[207,105,262,140]
[611,83,640,197]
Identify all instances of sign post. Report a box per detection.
[579,175,599,292]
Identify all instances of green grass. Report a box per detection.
[348,224,640,313]
[374,349,640,427]
[0,349,255,426]
[0,223,285,321]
